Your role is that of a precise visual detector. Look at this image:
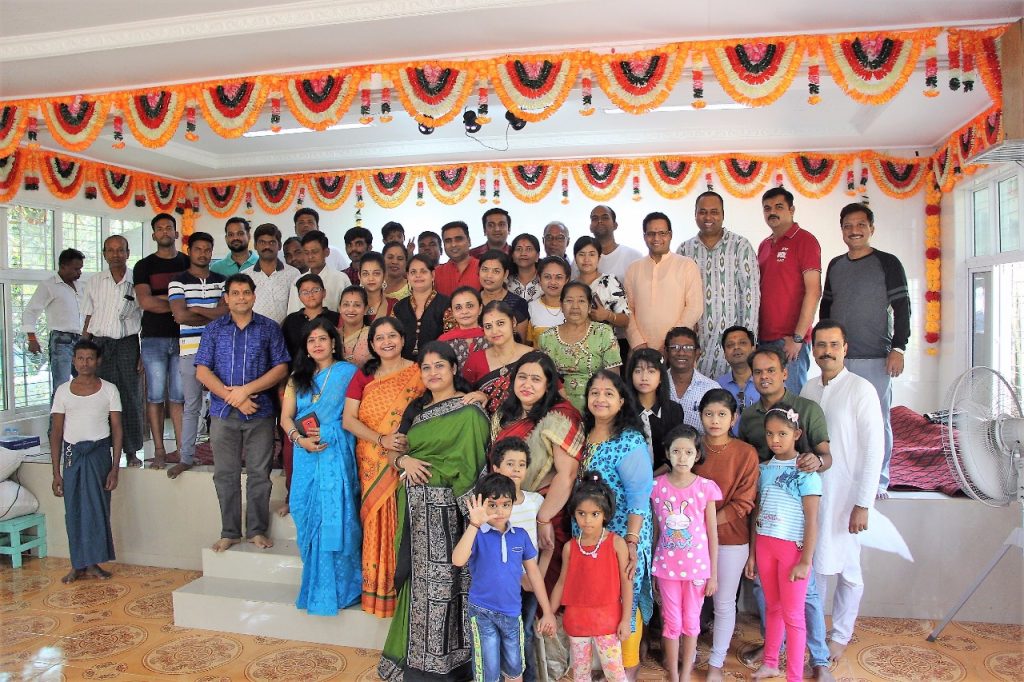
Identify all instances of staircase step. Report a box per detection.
[201,540,303,585]
[173,576,389,648]
[268,501,297,541]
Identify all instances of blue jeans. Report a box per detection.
[521,590,539,682]
[846,357,893,492]
[140,337,184,404]
[469,602,525,682]
[752,572,829,668]
[48,331,79,398]
[760,339,811,396]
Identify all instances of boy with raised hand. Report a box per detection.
[453,473,557,682]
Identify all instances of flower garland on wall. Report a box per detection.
[924,174,942,355]
[0,25,1007,157]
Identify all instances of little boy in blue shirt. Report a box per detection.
[453,473,557,682]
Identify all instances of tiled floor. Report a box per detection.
[1,556,1021,681]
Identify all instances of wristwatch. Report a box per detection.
[791,334,804,344]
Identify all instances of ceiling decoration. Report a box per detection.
[0,25,1004,159]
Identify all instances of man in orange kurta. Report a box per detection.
[624,211,703,354]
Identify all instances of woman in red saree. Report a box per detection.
[343,316,425,618]
[461,301,533,415]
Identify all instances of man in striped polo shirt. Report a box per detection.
[167,232,227,478]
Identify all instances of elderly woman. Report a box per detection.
[579,369,654,681]
[392,254,453,360]
[377,341,490,682]
[537,280,621,412]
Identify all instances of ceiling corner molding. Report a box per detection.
[0,0,554,62]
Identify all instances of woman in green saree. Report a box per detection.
[378,341,490,682]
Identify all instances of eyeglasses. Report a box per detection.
[298,287,324,296]
[667,344,696,353]
[544,234,567,242]
[644,230,671,239]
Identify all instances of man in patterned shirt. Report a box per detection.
[677,191,760,378]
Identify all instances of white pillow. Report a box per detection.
[0,480,39,521]
[0,448,22,481]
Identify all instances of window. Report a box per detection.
[6,206,54,270]
[965,167,1024,400]
[109,218,148,260]
[11,283,51,409]
[62,211,102,272]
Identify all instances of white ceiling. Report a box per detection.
[1,0,1021,180]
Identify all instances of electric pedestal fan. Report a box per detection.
[927,366,1024,641]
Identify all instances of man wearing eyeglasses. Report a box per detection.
[663,326,721,430]
[624,212,703,354]
[542,221,570,261]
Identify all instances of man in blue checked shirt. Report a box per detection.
[196,273,290,553]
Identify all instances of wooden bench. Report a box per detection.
[0,512,47,568]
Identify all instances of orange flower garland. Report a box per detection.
[924,174,942,353]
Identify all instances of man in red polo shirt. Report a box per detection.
[434,220,481,296]
[757,186,821,394]
[469,208,512,258]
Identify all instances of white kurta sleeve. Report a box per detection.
[854,381,884,510]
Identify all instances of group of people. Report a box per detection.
[32,189,911,682]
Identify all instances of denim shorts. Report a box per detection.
[469,602,524,682]
[140,337,184,404]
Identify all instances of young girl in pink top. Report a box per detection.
[651,424,721,682]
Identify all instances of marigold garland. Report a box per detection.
[197,181,248,217]
[641,158,702,199]
[0,106,28,158]
[0,150,25,203]
[39,153,86,199]
[705,38,804,107]
[424,165,477,205]
[118,90,185,148]
[0,25,1007,153]
[489,54,581,123]
[364,169,415,208]
[714,156,774,198]
[39,97,111,152]
[783,153,849,198]
[867,152,929,199]
[305,173,353,210]
[144,177,183,212]
[282,69,362,131]
[97,168,134,209]
[570,160,630,201]
[592,45,687,114]
[253,176,299,213]
[923,174,942,351]
[819,28,937,104]
[500,162,559,203]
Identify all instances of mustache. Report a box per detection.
[819,354,837,361]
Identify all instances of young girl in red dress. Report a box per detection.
[550,472,632,682]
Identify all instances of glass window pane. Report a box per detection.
[998,177,1020,253]
[0,287,6,412]
[971,271,993,369]
[62,212,102,272]
[109,218,147,260]
[1002,262,1024,400]
[6,206,54,270]
[11,283,51,408]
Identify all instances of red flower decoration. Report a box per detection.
[926,247,941,259]
[925,204,941,216]
[925,332,940,344]
[925,291,941,302]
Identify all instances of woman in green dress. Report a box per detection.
[537,280,621,412]
[378,341,490,682]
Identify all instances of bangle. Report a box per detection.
[536,518,552,525]
[377,434,385,447]
[625,538,639,546]
[625,532,641,542]
[287,428,298,443]
[395,455,407,470]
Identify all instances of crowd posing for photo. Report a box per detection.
[33,192,910,682]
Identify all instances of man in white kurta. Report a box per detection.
[801,320,883,663]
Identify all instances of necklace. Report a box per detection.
[312,363,334,403]
[704,437,732,454]
[577,529,607,559]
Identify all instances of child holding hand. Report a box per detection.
[453,473,556,682]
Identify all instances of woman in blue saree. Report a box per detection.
[281,318,362,616]
[378,341,490,682]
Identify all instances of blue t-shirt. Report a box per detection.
[756,458,822,544]
[467,524,537,616]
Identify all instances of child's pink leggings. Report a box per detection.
[756,534,810,682]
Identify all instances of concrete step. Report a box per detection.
[201,540,303,585]
[173,576,390,648]
[268,501,297,541]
